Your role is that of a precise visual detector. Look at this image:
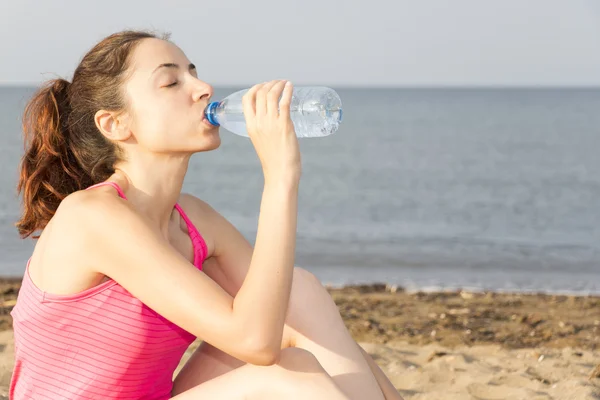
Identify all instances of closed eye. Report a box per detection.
[165,81,178,88]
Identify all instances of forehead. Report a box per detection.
[128,38,188,77]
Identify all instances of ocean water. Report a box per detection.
[1,87,599,295]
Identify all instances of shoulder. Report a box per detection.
[50,187,140,253]
[178,193,234,229]
[177,193,246,258]
[178,193,216,217]
[56,186,132,226]
[32,186,139,277]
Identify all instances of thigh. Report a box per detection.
[171,348,350,400]
[172,259,297,393]
[175,262,382,399]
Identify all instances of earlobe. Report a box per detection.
[94,110,131,142]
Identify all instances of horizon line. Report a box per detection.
[2,83,600,90]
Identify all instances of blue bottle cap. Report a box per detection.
[205,101,221,126]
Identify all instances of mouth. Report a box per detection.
[202,114,217,129]
[202,118,219,130]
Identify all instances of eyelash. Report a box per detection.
[164,71,198,88]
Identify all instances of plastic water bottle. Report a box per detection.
[204,86,343,138]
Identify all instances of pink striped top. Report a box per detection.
[10,182,208,399]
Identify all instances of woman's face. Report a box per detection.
[123,38,220,154]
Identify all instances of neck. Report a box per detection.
[113,152,190,235]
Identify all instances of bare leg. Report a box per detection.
[172,347,350,399]
[173,267,386,400]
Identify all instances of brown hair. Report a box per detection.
[16,30,170,239]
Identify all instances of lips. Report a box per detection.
[202,114,216,128]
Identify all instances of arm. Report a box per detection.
[230,179,299,357]
[64,178,297,366]
[180,195,404,399]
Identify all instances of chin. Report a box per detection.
[206,137,222,151]
[197,131,221,152]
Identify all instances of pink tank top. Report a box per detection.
[9,182,208,399]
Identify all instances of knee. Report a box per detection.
[288,267,339,318]
[291,267,329,302]
[292,266,324,291]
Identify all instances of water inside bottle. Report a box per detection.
[207,87,342,137]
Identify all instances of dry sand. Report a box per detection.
[0,278,598,399]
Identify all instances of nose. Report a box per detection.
[192,79,214,103]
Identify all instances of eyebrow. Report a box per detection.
[151,63,196,76]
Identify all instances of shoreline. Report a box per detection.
[324,281,600,298]
[1,275,599,297]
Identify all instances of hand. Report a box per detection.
[242,80,301,185]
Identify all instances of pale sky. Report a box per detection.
[1,0,600,87]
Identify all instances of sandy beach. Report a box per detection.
[0,278,598,399]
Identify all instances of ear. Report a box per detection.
[94,110,132,142]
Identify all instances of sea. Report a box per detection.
[1,86,599,295]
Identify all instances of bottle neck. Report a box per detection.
[204,101,221,126]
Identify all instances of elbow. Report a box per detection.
[241,335,282,366]
[248,348,280,366]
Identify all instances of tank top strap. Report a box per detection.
[86,181,128,200]
[174,204,208,270]
[85,182,206,269]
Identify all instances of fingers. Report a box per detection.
[242,83,263,122]
[256,80,279,117]
[267,80,287,116]
[278,81,293,120]
[242,79,294,138]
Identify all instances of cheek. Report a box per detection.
[128,98,198,150]
[130,112,170,150]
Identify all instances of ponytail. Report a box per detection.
[15,30,168,239]
[16,79,93,239]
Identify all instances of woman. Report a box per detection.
[10,30,402,399]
